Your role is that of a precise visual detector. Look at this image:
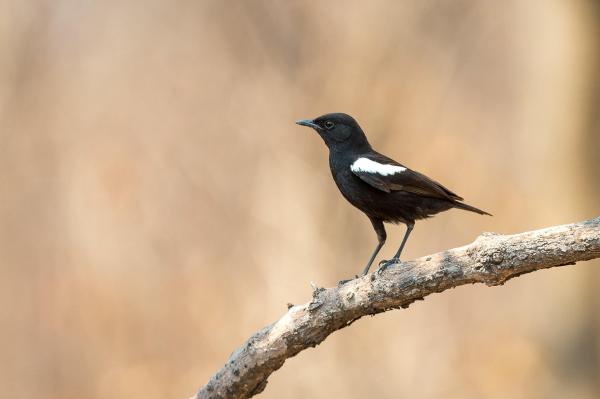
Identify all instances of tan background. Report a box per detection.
[1,1,599,398]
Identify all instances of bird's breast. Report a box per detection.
[329,154,390,211]
[331,167,374,206]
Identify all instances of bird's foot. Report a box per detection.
[337,275,360,286]
[377,257,400,274]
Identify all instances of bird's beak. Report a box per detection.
[296,119,322,130]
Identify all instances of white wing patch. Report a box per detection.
[350,157,407,176]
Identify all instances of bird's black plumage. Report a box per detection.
[297,113,491,277]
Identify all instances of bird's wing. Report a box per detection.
[350,153,463,201]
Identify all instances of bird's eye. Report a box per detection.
[324,121,335,129]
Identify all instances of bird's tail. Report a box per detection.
[453,201,492,216]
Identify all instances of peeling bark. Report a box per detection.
[193,217,600,399]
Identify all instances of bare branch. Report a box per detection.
[193,217,600,399]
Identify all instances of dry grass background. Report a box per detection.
[1,1,599,398]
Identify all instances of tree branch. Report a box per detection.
[193,217,600,399]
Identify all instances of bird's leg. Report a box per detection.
[361,241,385,276]
[378,222,414,273]
[339,218,386,284]
[360,218,386,276]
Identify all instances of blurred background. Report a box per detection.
[1,1,599,398]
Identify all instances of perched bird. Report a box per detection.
[297,113,491,277]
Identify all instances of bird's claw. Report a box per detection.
[337,275,359,286]
[377,257,399,274]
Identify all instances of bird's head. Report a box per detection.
[296,113,370,152]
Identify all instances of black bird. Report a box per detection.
[297,113,491,277]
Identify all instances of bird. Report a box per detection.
[296,113,491,277]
